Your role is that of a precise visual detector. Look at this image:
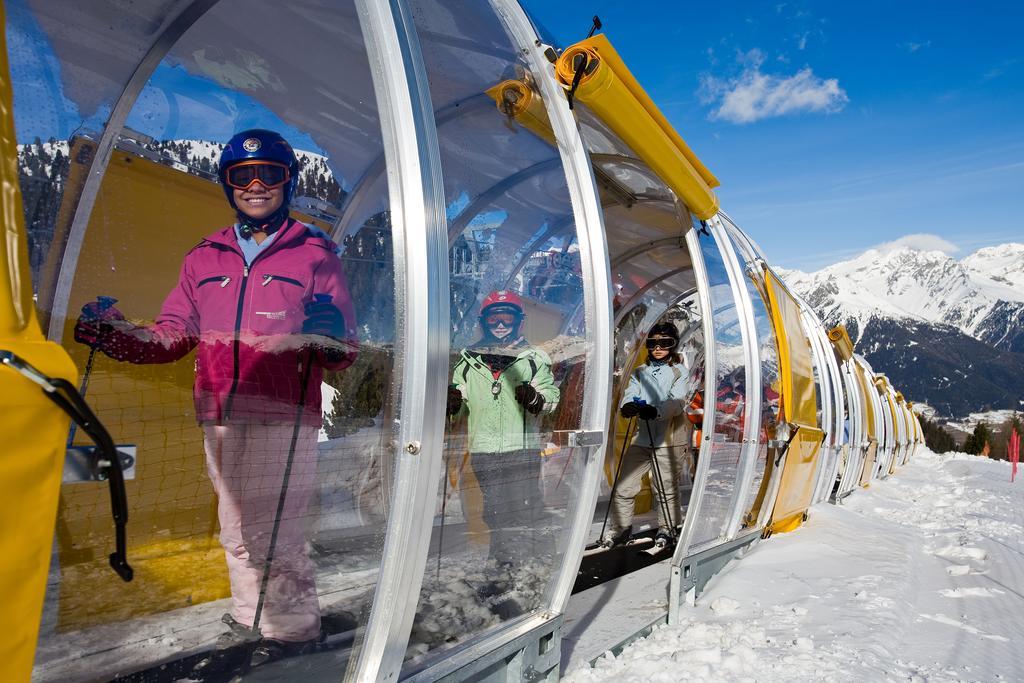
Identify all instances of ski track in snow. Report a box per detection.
[564,450,1024,682]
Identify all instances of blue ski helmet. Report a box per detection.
[218,129,300,207]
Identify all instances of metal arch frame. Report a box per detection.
[716,218,789,532]
[836,358,865,498]
[610,235,687,269]
[350,0,449,679]
[858,360,886,482]
[669,224,719,573]
[445,157,562,242]
[612,266,695,327]
[332,93,493,242]
[45,0,220,342]
[813,322,846,504]
[500,214,575,289]
[798,306,838,506]
[708,217,764,542]
[808,320,843,505]
[875,384,895,479]
[489,0,614,616]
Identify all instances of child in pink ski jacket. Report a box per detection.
[74,129,356,668]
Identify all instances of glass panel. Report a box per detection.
[687,228,746,551]
[29,1,395,679]
[723,226,780,530]
[404,0,588,661]
[7,0,190,295]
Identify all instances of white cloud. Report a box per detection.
[873,233,960,255]
[904,40,931,52]
[699,51,848,124]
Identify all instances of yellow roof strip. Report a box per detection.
[555,34,720,218]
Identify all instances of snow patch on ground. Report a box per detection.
[564,450,1024,682]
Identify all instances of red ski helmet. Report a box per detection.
[480,290,523,315]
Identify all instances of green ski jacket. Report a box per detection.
[451,345,560,454]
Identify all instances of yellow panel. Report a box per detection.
[769,426,824,534]
[0,6,78,678]
[763,271,817,428]
[554,35,719,219]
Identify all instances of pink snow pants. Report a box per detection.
[203,423,321,642]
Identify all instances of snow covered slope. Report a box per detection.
[779,244,1024,352]
[778,244,1024,418]
[565,451,1024,682]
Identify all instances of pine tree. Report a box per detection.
[963,421,992,456]
[920,416,956,454]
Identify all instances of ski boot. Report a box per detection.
[598,525,632,549]
[249,636,321,668]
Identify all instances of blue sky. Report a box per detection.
[524,0,1024,269]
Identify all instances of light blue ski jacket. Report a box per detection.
[620,360,696,448]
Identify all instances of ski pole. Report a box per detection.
[598,414,636,543]
[643,417,677,537]
[437,394,457,582]
[68,295,117,447]
[252,294,330,636]
[520,380,534,553]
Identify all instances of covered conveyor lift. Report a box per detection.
[1,2,924,681]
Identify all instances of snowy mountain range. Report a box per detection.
[778,244,1024,419]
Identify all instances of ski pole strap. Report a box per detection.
[1,350,133,582]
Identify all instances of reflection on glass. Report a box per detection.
[405,0,586,662]
[27,1,396,680]
[687,229,746,551]
[724,229,781,530]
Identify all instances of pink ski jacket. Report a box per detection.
[100,219,357,426]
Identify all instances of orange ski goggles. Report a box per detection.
[224,160,291,191]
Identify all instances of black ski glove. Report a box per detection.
[446,385,464,416]
[637,403,658,421]
[620,401,640,418]
[514,383,545,415]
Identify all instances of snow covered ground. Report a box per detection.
[564,450,1024,682]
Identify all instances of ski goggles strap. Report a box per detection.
[224,160,291,190]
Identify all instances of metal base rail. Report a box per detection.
[403,613,562,683]
[670,533,759,624]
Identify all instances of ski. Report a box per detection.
[111,611,359,683]
[582,536,654,557]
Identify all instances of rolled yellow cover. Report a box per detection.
[895,392,905,403]
[555,35,720,219]
[485,80,555,146]
[827,325,854,361]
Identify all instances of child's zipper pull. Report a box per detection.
[262,274,273,286]
[220,277,231,288]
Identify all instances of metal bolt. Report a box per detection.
[405,441,421,455]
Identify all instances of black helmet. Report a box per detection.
[648,322,679,344]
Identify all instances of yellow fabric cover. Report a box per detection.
[769,426,824,533]
[554,35,719,219]
[763,271,817,428]
[0,5,78,679]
